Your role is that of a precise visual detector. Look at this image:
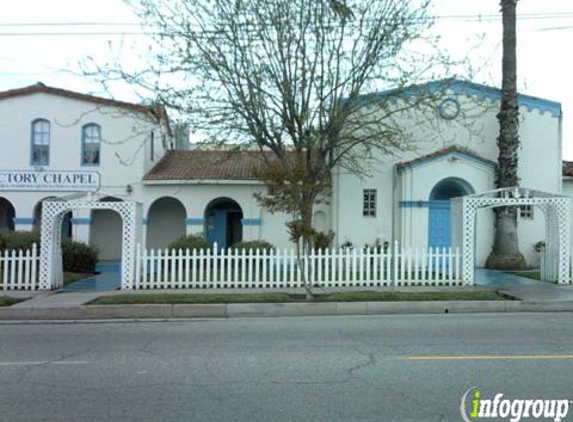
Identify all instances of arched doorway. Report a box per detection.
[33,199,72,238]
[0,197,15,232]
[90,197,123,261]
[428,178,473,248]
[146,197,186,249]
[204,198,243,249]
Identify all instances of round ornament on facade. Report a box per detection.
[438,98,460,120]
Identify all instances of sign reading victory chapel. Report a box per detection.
[0,170,100,192]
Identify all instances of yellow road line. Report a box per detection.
[400,355,573,361]
[0,361,90,366]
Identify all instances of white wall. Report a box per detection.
[0,90,168,260]
[334,89,561,266]
[0,85,562,268]
[139,182,296,249]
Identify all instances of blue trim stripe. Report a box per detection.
[242,218,262,226]
[400,201,429,208]
[13,217,34,225]
[400,200,453,208]
[142,218,149,226]
[186,218,205,226]
[71,218,92,225]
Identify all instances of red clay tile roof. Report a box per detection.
[0,82,166,120]
[144,150,273,181]
[563,161,573,177]
[396,146,496,170]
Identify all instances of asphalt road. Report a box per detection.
[1,313,573,422]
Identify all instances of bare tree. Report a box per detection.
[86,0,459,297]
[485,0,526,270]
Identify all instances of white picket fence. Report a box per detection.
[0,243,39,290]
[134,242,463,290]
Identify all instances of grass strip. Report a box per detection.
[64,272,93,286]
[320,291,505,302]
[90,290,505,305]
[505,271,541,281]
[91,292,293,305]
[0,296,24,307]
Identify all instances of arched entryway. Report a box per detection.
[0,197,15,232]
[38,195,141,290]
[451,187,571,284]
[33,199,72,238]
[428,178,473,248]
[90,197,123,261]
[146,197,186,249]
[204,198,243,249]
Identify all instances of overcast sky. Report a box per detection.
[1,0,573,157]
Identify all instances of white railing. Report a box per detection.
[0,243,39,291]
[134,242,462,290]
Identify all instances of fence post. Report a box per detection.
[392,241,399,291]
[134,243,141,290]
[31,243,38,291]
[213,243,218,287]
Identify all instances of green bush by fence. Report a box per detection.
[0,231,98,274]
[230,240,275,254]
[168,234,212,252]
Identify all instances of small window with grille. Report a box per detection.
[363,189,377,217]
[520,205,534,220]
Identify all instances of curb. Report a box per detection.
[1,300,573,320]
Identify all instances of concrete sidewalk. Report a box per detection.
[1,277,573,320]
[2,298,573,321]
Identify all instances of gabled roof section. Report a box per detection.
[372,79,561,118]
[144,149,269,181]
[396,146,497,173]
[0,82,167,121]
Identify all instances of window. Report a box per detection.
[31,119,50,165]
[150,131,154,161]
[363,189,377,217]
[82,124,101,165]
[520,205,534,220]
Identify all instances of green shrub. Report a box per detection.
[0,231,40,251]
[312,230,335,250]
[168,234,211,252]
[61,239,99,273]
[231,240,275,254]
[0,231,98,274]
[340,240,353,249]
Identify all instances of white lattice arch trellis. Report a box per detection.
[451,187,571,285]
[38,194,142,290]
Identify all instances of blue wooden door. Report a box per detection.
[207,211,228,248]
[428,201,451,248]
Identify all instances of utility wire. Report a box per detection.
[0,12,572,37]
[1,11,573,26]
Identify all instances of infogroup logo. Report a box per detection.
[460,387,571,422]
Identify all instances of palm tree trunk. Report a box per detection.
[486,0,526,270]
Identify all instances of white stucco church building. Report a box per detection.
[0,80,565,267]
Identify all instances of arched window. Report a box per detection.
[82,123,101,165]
[31,119,50,166]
